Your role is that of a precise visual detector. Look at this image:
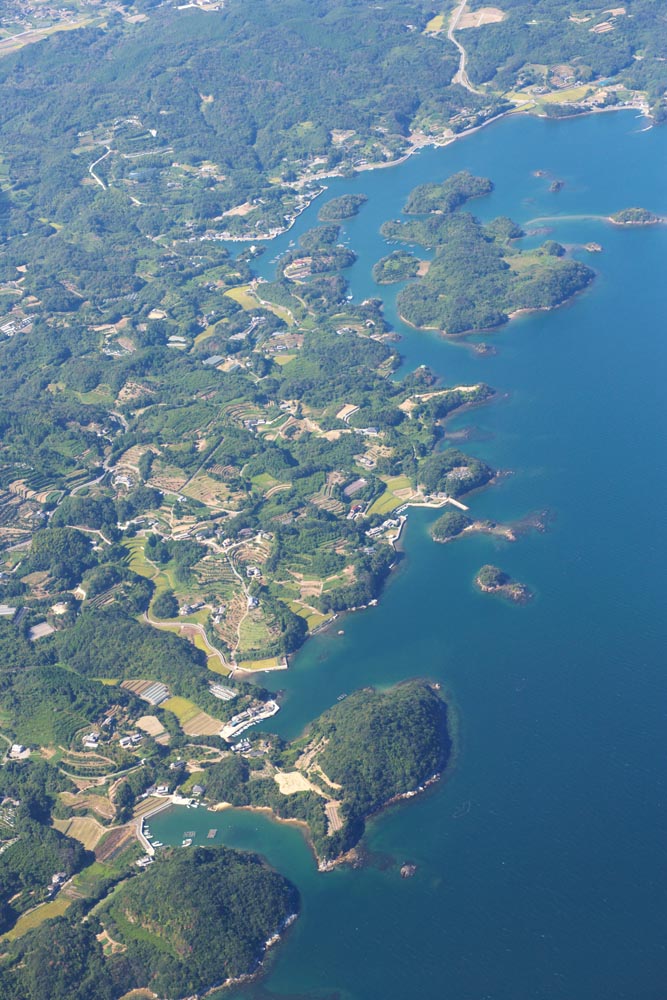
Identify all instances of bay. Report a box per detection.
[150,110,667,1000]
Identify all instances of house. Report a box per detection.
[191,784,205,797]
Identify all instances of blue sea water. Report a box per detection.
[150,111,667,1000]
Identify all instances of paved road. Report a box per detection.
[447,1,484,94]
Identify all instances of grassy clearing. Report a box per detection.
[384,473,413,493]
[224,285,257,310]
[367,490,400,516]
[255,299,295,326]
[235,655,285,671]
[193,324,218,346]
[290,602,328,631]
[74,384,115,406]
[103,907,170,953]
[125,538,157,579]
[3,897,71,941]
[303,609,328,630]
[60,816,107,851]
[206,653,231,676]
[162,696,200,725]
[251,472,280,491]
[424,12,445,31]
[538,85,590,104]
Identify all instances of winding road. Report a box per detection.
[448,1,484,94]
[88,147,112,190]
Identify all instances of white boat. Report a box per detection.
[182,838,193,847]
[152,841,163,848]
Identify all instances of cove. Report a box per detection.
[151,110,667,1000]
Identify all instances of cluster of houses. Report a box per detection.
[221,699,280,742]
[179,600,205,616]
[0,316,32,338]
[119,732,143,750]
[46,871,68,898]
[365,517,402,539]
[81,729,143,750]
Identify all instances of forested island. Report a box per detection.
[610,207,662,225]
[475,565,532,603]
[319,194,368,221]
[381,171,595,335]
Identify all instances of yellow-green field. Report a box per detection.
[367,490,401,517]
[206,653,231,676]
[425,12,445,31]
[74,384,115,406]
[235,655,286,671]
[538,85,591,104]
[54,816,107,851]
[224,285,257,309]
[2,897,71,941]
[290,602,329,631]
[384,474,413,493]
[254,298,295,326]
[193,324,218,346]
[163,697,223,735]
[162,696,201,724]
[126,538,157,579]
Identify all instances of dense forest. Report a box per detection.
[198,682,451,861]
[463,0,667,113]
[383,173,595,334]
[312,681,451,854]
[0,848,298,1000]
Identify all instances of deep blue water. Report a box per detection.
[151,111,667,1000]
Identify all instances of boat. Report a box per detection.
[152,840,163,847]
[182,838,193,847]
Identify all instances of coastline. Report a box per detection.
[433,521,517,545]
[222,103,650,244]
[475,576,532,604]
[399,279,593,339]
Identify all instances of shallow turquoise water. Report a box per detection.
[151,111,667,1000]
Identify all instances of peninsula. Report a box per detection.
[431,510,516,543]
[0,684,447,996]
[0,847,299,1000]
[197,680,451,866]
